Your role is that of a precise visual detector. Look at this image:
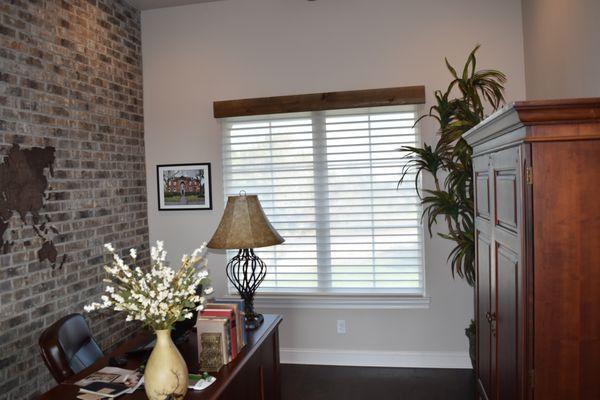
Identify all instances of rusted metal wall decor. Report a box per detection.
[0,144,65,268]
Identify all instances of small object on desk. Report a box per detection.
[108,355,128,367]
[79,381,130,398]
[77,393,107,400]
[188,372,216,391]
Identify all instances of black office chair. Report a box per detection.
[39,313,104,383]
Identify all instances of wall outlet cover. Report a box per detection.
[337,319,346,334]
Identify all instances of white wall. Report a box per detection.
[522,0,600,99]
[141,0,526,366]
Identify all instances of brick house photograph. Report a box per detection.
[157,164,212,210]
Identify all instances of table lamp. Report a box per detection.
[207,192,284,330]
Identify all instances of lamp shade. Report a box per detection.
[207,194,284,249]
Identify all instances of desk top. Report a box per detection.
[37,314,283,400]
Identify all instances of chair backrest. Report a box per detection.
[38,313,104,383]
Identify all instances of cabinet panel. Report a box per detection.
[495,244,520,400]
[491,146,523,400]
[476,173,490,220]
[532,140,600,400]
[222,348,261,400]
[259,332,279,400]
[494,171,517,233]
[476,232,492,396]
[221,332,281,400]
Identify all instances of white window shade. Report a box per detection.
[221,105,423,295]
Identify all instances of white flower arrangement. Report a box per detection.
[84,240,212,331]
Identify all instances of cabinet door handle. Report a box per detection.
[485,312,497,337]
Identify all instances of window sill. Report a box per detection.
[245,294,431,310]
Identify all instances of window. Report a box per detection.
[221,105,423,296]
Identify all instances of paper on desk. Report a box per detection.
[77,393,107,400]
[126,376,144,393]
[189,375,216,391]
[75,367,137,387]
[76,370,143,399]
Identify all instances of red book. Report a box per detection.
[201,308,237,359]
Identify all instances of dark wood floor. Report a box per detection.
[281,364,475,400]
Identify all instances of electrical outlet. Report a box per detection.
[337,319,346,334]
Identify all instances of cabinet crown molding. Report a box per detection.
[464,97,600,149]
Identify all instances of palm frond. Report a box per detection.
[398,144,443,197]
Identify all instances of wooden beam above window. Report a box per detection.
[213,85,425,118]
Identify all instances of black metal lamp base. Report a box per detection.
[245,313,264,330]
[226,249,267,331]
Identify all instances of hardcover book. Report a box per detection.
[199,332,224,372]
[210,300,247,348]
[196,316,229,365]
[201,307,238,357]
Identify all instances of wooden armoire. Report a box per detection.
[464,98,600,400]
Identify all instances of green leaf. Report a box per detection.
[445,57,458,79]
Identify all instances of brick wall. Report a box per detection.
[0,0,148,398]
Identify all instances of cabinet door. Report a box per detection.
[474,146,527,400]
[474,154,494,400]
[491,147,525,400]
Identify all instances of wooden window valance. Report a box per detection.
[213,85,425,118]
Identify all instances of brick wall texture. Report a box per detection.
[0,0,148,398]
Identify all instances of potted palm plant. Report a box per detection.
[399,45,506,368]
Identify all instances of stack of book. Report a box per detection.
[196,298,248,372]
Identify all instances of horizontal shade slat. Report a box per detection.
[222,163,417,174]
[259,272,422,276]
[224,150,413,162]
[223,155,409,167]
[257,288,423,293]
[255,266,422,270]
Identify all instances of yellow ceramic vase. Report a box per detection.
[144,329,189,400]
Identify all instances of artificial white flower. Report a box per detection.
[84,240,211,331]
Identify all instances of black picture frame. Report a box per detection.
[156,163,212,211]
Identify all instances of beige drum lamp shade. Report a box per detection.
[207,194,284,250]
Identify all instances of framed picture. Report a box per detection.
[157,163,212,211]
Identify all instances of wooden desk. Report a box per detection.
[38,314,283,400]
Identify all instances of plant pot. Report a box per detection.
[144,329,189,400]
[467,332,476,370]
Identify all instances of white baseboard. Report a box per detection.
[280,348,472,369]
